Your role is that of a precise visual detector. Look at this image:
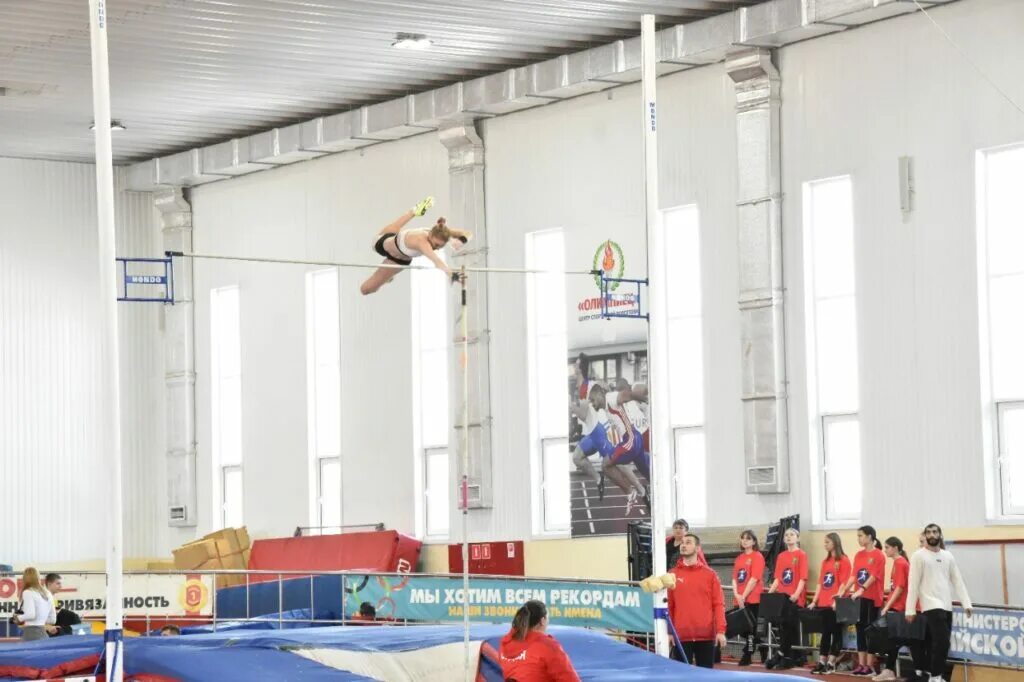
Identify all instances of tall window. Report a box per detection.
[306,269,342,533]
[412,256,450,538]
[211,286,243,529]
[526,229,570,534]
[664,205,707,524]
[803,176,861,522]
[977,144,1024,516]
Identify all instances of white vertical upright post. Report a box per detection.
[459,267,471,681]
[87,2,124,680]
[641,13,671,658]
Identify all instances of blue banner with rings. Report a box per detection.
[950,606,1024,668]
[344,575,654,633]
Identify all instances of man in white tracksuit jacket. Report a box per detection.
[904,523,972,682]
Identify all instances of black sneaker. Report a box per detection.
[766,655,781,670]
[777,657,796,670]
[739,652,753,667]
[811,662,828,675]
[597,473,606,500]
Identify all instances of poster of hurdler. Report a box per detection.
[568,239,651,538]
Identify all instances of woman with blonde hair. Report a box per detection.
[360,196,472,295]
[14,567,56,641]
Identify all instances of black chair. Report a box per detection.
[835,597,860,624]
[760,592,794,622]
[866,615,889,653]
[886,611,926,640]
[726,607,755,638]
[798,607,826,633]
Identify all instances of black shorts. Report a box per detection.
[374,234,412,265]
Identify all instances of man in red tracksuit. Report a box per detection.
[667,533,727,668]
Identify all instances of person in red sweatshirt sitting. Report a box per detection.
[667,533,727,668]
[499,600,580,682]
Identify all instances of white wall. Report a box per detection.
[779,0,1024,528]
[0,158,166,565]
[190,133,449,540]
[184,0,1024,547]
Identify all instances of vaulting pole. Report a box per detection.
[641,13,672,658]
[87,1,125,679]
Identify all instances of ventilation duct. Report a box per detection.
[124,0,956,191]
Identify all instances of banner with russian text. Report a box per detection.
[950,606,1024,668]
[0,573,214,619]
[344,575,652,632]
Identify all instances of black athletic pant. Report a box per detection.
[779,615,799,658]
[819,607,844,657]
[912,609,952,678]
[856,599,880,652]
[681,640,716,668]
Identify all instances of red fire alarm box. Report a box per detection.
[448,541,525,576]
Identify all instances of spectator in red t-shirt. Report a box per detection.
[767,527,808,669]
[499,600,580,682]
[840,525,886,676]
[731,530,766,666]
[874,537,910,681]
[809,532,852,674]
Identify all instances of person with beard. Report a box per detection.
[667,533,727,668]
[905,524,972,682]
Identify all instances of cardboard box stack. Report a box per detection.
[172,526,251,589]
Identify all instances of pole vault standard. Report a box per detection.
[640,14,672,658]
[458,266,472,682]
[87,1,125,680]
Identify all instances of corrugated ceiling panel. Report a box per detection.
[0,0,758,162]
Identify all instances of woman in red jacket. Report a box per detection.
[767,527,808,669]
[841,525,886,676]
[873,537,909,682]
[808,532,852,674]
[499,600,580,682]
[668,533,727,668]
[731,529,766,666]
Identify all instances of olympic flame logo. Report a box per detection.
[602,241,615,272]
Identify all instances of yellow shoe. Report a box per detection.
[412,196,434,217]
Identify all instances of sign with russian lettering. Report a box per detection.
[950,606,1024,668]
[0,573,213,618]
[344,576,653,633]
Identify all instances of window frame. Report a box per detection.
[819,413,861,522]
[672,425,707,526]
[525,228,570,538]
[663,204,707,523]
[996,401,1024,516]
[423,446,451,539]
[210,285,242,530]
[540,436,571,533]
[802,175,862,523]
[305,268,343,533]
[221,464,243,529]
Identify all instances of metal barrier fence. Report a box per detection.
[3,569,1022,673]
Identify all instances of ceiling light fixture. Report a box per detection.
[392,33,432,50]
[89,120,126,131]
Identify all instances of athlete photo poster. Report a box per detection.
[565,237,651,538]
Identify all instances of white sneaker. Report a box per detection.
[873,670,896,681]
[625,490,638,516]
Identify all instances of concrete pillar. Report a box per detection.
[440,123,493,509]
[726,49,790,494]
[155,188,199,525]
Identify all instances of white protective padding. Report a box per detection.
[291,640,484,681]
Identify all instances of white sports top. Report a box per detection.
[396,229,428,259]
